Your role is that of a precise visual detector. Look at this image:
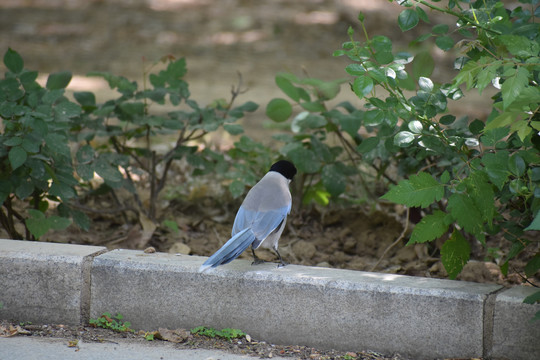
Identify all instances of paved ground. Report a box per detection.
[1,336,289,360]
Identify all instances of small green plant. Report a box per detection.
[191,326,246,341]
[143,331,155,341]
[89,312,134,333]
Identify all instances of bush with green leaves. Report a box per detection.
[1,49,261,239]
[266,0,539,291]
[266,72,366,206]
[72,55,259,223]
[0,48,87,239]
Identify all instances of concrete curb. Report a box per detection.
[1,239,538,359]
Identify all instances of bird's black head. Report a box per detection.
[270,160,297,181]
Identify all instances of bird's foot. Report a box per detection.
[251,258,266,266]
[277,261,288,268]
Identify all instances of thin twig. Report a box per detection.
[510,265,539,288]
[370,207,410,272]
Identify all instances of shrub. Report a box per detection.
[71,55,258,222]
[266,0,539,286]
[0,48,84,239]
[0,50,259,239]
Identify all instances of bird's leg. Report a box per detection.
[251,249,265,265]
[274,248,288,268]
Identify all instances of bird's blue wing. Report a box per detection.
[232,204,290,243]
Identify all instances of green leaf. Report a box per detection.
[223,124,244,135]
[523,290,540,305]
[26,209,49,239]
[435,36,454,51]
[287,147,320,173]
[364,109,384,127]
[72,209,91,231]
[48,216,72,230]
[303,182,330,206]
[441,230,471,279]
[432,24,449,34]
[352,75,374,99]
[345,64,366,76]
[234,101,258,112]
[481,127,509,147]
[275,74,302,102]
[447,193,485,241]
[524,254,540,278]
[300,101,325,112]
[501,67,529,110]
[3,136,23,146]
[55,101,82,119]
[398,9,419,31]
[418,77,433,92]
[313,79,345,100]
[499,35,540,58]
[46,71,72,90]
[525,211,540,231]
[440,115,456,125]
[15,180,34,200]
[408,210,449,245]
[412,51,434,80]
[74,91,96,107]
[394,131,416,147]
[9,146,27,170]
[380,172,444,208]
[508,154,526,177]
[357,137,379,154]
[94,157,123,183]
[485,111,522,131]
[464,171,495,226]
[266,98,292,123]
[229,180,245,199]
[321,164,346,197]
[166,58,187,79]
[482,151,510,190]
[120,102,145,116]
[76,145,95,164]
[49,182,77,201]
[4,48,24,74]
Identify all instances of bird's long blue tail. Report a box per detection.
[199,228,255,272]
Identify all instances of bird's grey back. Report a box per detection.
[241,172,291,212]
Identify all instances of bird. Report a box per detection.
[199,160,297,272]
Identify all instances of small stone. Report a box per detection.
[143,246,156,253]
[457,260,503,284]
[315,261,331,268]
[168,242,191,255]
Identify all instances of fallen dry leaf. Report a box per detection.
[0,324,31,337]
[68,339,79,347]
[154,328,191,343]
